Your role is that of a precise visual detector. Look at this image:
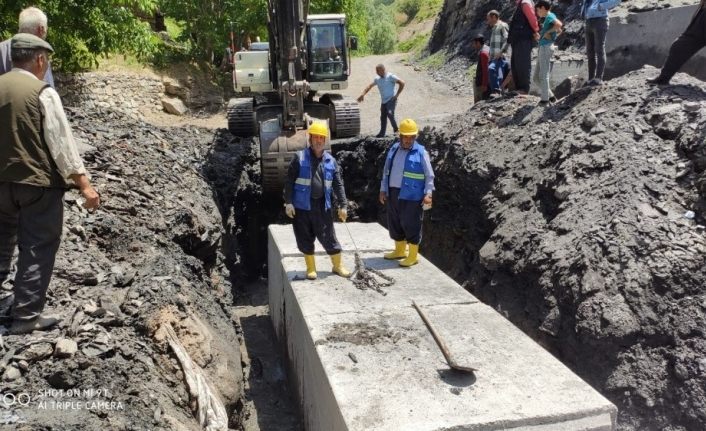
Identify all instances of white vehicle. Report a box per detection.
[227,0,361,193]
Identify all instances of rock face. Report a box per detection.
[334,67,706,431]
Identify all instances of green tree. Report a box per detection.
[158,0,267,62]
[0,0,157,71]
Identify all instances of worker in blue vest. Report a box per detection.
[379,119,435,267]
[283,122,350,280]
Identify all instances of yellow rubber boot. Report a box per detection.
[399,244,419,267]
[384,240,407,260]
[304,254,317,280]
[330,253,351,278]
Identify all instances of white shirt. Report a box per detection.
[13,68,86,180]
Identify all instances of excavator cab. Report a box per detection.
[306,16,349,88]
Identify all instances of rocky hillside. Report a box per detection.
[335,66,706,430]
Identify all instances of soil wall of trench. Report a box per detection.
[0,106,255,430]
[333,67,706,431]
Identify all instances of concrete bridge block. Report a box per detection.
[268,223,617,431]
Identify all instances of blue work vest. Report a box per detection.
[386,141,426,201]
[292,149,336,211]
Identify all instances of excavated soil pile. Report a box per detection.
[0,108,250,430]
[335,67,706,431]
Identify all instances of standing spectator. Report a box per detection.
[486,10,511,93]
[648,0,706,85]
[283,122,350,280]
[0,34,100,335]
[357,64,406,138]
[533,0,562,105]
[0,7,55,87]
[581,0,621,86]
[472,35,491,103]
[508,0,540,94]
[379,119,435,268]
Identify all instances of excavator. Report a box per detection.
[227,0,361,193]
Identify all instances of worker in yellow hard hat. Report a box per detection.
[283,121,350,280]
[378,119,434,267]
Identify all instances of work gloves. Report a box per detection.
[422,194,433,211]
[338,208,348,222]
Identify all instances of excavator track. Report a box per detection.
[325,95,360,138]
[227,98,256,137]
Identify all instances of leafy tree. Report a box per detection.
[157,0,267,62]
[398,0,422,22]
[0,0,157,71]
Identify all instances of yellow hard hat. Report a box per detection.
[308,121,329,137]
[399,118,418,136]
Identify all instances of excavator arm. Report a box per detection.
[267,0,310,130]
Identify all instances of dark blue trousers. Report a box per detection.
[379,98,398,136]
[293,198,342,255]
[489,57,510,91]
[0,182,64,320]
[386,187,423,245]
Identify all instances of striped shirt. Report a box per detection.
[489,21,510,58]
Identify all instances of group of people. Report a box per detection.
[471,0,706,104]
[471,1,567,105]
[0,8,99,334]
[283,118,434,280]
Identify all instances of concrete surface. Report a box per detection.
[606,5,705,81]
[268,222,618,431]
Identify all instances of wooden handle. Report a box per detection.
[412,301,454,365]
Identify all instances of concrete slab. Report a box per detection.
[268,223,618,431]
[606,5,706,82]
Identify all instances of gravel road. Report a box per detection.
[341,53,471,135]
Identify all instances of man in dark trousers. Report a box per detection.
[472,34,491,103]
[357,64,406,138]
[283,122,350,280]
[581,0,621,86]
[379,119,435,268]
[0,34,100,334]
[648,0,706,85]
[508,0,540,94]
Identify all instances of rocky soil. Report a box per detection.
[334,66,706,430]
[0,106,249,430]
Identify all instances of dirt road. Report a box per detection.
[342,53,470,135]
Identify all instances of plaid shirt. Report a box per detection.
[489,20,510,58]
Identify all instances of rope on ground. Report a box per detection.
[350,252,394,296]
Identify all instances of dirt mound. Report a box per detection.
[0,108,247,430]
[335,67,706,430]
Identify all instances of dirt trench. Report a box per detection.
[331,67,706,431]
[217,64,706,429]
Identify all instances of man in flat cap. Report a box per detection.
[0,33,100,335]
[0,7,55,87]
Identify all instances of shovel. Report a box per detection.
[413,301,477,373]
